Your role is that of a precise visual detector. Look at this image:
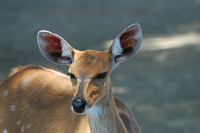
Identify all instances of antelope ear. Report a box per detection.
[110,23,143,66]
[37,30,74,65]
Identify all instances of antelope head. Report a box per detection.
[37,23,142,114]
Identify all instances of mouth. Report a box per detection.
[71,98,88,114]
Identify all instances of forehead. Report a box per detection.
[69,50,110,77]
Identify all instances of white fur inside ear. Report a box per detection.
[111,23,143,66]
[61,39,73,61]
[112,37,123,58]
[111,33,126,67]
[37,30,74,65]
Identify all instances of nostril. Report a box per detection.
[72,98,86,113]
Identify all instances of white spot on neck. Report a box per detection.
[2,130,8,133]
[3,90,8,97]
[0,119,2,122]
[103,82,106,87]
[10,105,16,111]
[26,124,31,129]
[16,120,21,125]
[21,126,25,132]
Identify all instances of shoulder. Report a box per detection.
[114,98,141,133]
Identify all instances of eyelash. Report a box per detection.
[95,72,107,79]
[67,73,76,79]
[67,72,107,81]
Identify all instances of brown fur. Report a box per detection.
[0,66,89,133]
[1,24,142,133]
[0,66,141,133]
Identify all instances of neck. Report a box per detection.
[87,82,128,133]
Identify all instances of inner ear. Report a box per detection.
[120,29,138,49]
[111,23,143,65]
[117,29,139,59]
[37,30,74,65]
[42,35,63,57]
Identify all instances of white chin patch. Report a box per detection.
[88,105,102,116]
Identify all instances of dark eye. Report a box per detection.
[95,72,107,80]
[67,73,76,80]
[67,73,77,85]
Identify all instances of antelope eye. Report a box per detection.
[68,73,76,80]
[95,72,107,80]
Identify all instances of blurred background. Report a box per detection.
[0,0,200,132]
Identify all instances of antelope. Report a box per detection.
[0,23,143,133]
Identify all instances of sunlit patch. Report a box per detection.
[142,32,200,51]
[113,86,129,94]
[102,32,200,51]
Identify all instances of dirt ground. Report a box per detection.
[0,0,200,132]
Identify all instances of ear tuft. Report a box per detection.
[37,30,73,65]
[111,23,143,66]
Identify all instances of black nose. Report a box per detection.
[71,98,86,113]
